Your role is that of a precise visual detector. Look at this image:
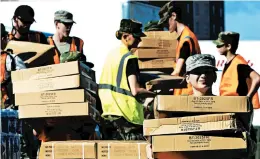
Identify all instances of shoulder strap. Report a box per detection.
[35,32,41,43]
[72,37,84,53]
[183,36,196,55]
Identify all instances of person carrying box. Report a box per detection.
[213,31,260,109]
[47,10,94,68]
[158,1,201,95]
[99,19,155,140]
[9,5,47,44]
[1,23,26,108]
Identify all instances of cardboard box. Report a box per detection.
[138,38,177,49]
[39,140,149,159]
[135,48,176,58]
[15,89,96,106]
[12,74,98,94]
[152,135,247,152]
[11,61,95,82]
[39,141,96,159]
[146,76,186,90]
[144,31,179,39]
[97,141,148,159]
[138,58,176,69]
[18,102,94,118]
[5,41,55,68]
[144,118,241,136]
[144,113,236,136]
[155,96,250,112]
[154,150,246,159]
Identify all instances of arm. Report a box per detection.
[126,59,155,98]
[247,70,260,99]
[128,74,155,97]
[238,64,260,99]
[171,42,190,76]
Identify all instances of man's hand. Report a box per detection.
[143,97,154,111]
[171,71,179,76]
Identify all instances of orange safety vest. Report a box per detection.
[1,51,16,108]
[1,52,8,107]
[220,54,260,109]
[174,26,201,95]
[47,36,84,64]
[8,31,41,43]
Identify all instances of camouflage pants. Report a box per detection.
[104,116,145,140]
[20,121,39,159]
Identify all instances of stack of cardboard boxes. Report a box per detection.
[136,31,178,74]
[39,140,148,159]
[11,61,150,159]
[144,95,253,159]
[12,61,98,133]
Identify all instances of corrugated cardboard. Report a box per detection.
[146,76,186,90]
[5,41,55,68]
[135,48,176,58]
[155,96,250,112]
[152,135,247,152]
[138,58,176,69]
[144,113,236,136]
[11,61,95,82]
[144,31,179,39]
[97,141,148,159]
[12,74,98,94]
[15,89,96,106]
[138,38,177,49]
[39,141,96,159]
[144,119,241,136]
[18,102,93,118]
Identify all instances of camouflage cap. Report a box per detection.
[158,1,174,18]
[158,1,182,26]
[213,31,240,46]
[116,19,146,40]
[54,10,75,23]
[144,21,163,31]
[186,54,218,72]
[1,23,8,37]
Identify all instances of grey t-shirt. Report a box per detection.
[55,42,71,55]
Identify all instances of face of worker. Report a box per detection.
[123,33,141,48]
[216,44,230,56]
[56,21,73,37]
[168,12,177,33]
[186,67,216,93]
[14,17,33,34]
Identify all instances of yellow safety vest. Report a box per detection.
[98,44,144,125]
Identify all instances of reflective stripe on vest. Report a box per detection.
[98,47,144,125]
[99,52,132,96]
[99,84,133,96]
[47,37,83,64]
[220,54,260,109]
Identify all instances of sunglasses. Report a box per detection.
[188,69,215,75]
[216,44,225,48]
[18,18,33,25]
